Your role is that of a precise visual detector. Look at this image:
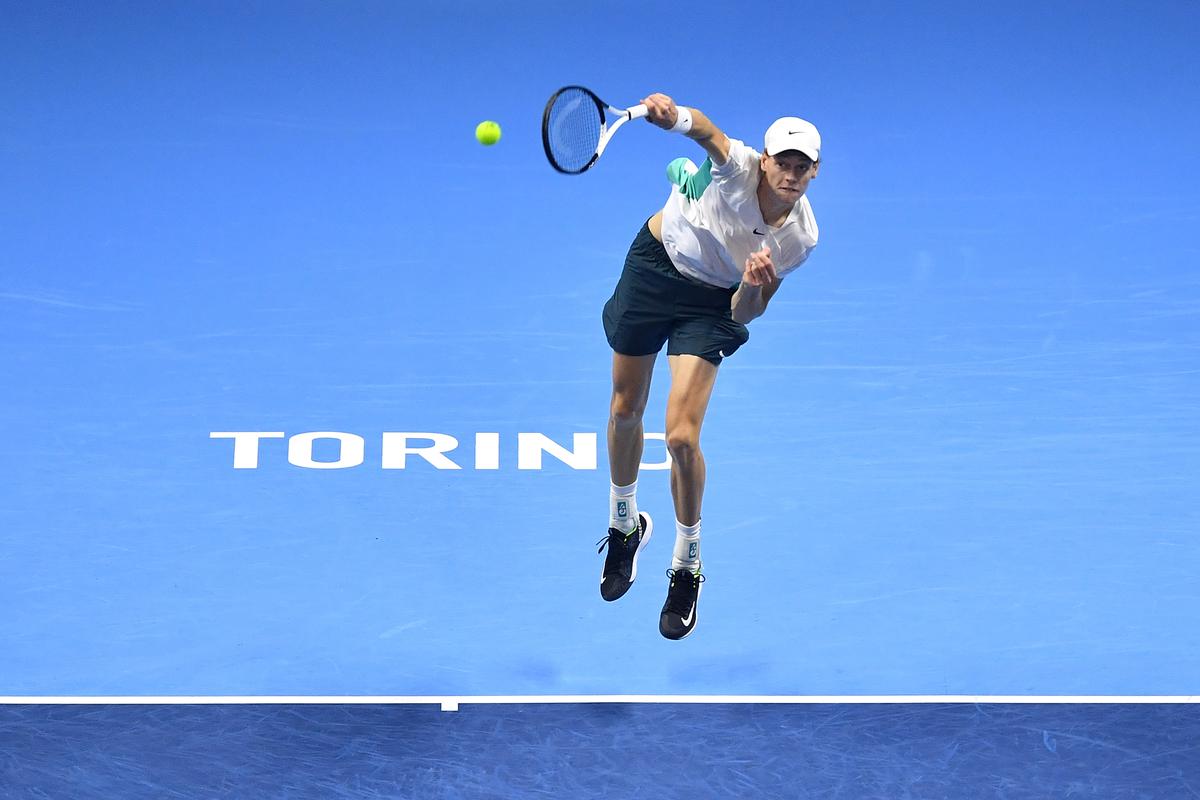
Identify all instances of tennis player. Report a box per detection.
[597,93,821,640]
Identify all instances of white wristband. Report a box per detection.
[670,106,693,134]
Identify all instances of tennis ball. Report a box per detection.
[475,120,501,146]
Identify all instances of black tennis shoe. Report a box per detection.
[659,566,704,640]
[597,512,653,602]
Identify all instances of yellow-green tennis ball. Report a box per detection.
[475,120,501,146]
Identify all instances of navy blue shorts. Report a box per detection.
[602,223,749,366]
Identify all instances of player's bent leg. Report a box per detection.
[608,352,657,486]
[599,352,657,602]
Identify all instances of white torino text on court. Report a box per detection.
[209,431,672,471]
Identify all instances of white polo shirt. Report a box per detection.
[659,138,818,289]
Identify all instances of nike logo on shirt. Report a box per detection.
[753,228,766,235]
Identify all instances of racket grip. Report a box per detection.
[627,104,650,120]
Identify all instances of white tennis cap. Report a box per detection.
[763,117,821,161]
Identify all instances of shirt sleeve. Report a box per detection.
[709,139,758,204]
[779,246,813,277]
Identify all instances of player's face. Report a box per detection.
[760,151,819,203]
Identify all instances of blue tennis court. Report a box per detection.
[3,1,1198,796]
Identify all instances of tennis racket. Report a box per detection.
[541,86,649,175]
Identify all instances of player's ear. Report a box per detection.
[810,160,820,178]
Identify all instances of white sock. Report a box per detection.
[609,481,638,534]
[672,519,701,573]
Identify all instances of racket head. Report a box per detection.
[542,85,607,175]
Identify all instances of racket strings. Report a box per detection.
[545,88,603,173]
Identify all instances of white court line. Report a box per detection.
[1,695,1197,713]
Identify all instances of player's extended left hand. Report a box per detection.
[743,245,778,287]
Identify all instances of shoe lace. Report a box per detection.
[663,568,704,615]
[595,528,634,555]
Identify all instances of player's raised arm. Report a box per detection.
[641,93,731,166]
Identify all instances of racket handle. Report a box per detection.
[627,104,650,120]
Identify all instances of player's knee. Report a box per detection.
[610,392,646,428]
[666,426,701,462]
